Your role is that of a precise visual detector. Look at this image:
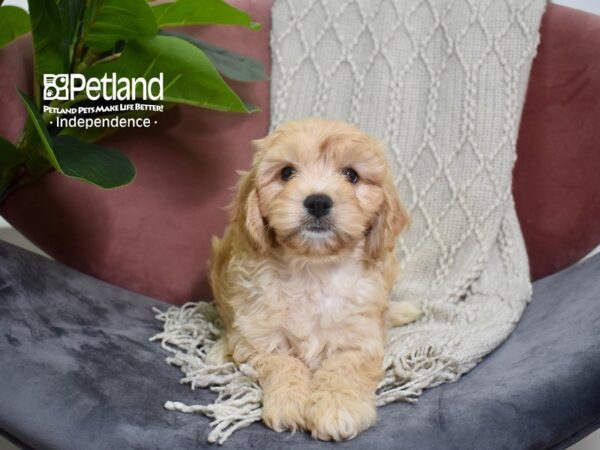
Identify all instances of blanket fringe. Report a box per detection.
[151,302,463,444]
[151,303,263,444]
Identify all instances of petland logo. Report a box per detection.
[42,73,165,130]
[43,73,164,102]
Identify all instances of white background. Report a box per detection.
[0,1,598,449]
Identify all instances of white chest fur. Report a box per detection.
[234,254,386,368]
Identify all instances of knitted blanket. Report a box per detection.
[152,0,547,443]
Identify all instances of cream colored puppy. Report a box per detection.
[209,118,420,441]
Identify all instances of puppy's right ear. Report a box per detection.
[230,141,269,253]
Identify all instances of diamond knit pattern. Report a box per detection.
[271,0,547,403]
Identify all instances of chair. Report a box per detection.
[0,3,598,449]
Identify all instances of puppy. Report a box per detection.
[209,118,420,441]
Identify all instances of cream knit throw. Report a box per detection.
[152,0,547,443]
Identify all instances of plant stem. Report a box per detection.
[75,48,98,73]
[0,156,49,203]
[92,52,122,66]
[41,94,88,123]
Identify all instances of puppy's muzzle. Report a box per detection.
[303,193,333,218]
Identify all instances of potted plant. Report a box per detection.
[0,0,265,199]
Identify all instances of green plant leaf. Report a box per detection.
[58,121,120,143]
[0,6,30,49]
[17,89,61,169]
[17,89,135,189]
[160,31,266,82]
[28,0,68,102]
[52,136,135,188]
[84,0,158,51]
[56,0,85,64]
[86,35,257,113]
[152,0,260,29]
[0,135,25,189]
[0,137,24,171]
[19,118,51,177]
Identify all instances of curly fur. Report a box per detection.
[209,118,420,440]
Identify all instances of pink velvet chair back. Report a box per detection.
[513,5,600,280]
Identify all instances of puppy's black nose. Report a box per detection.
[304,194,333,218]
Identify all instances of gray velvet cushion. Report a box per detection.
[0,240,599,450]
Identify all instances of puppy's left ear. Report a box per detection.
[230,139,271,253]
[230,169,270,253]
[365,175,409,260]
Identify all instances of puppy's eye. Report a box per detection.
[280,166,296,181]
[342,168,359,184]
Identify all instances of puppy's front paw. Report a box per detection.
[305,389,377,441]
[262,384,309,432]
[388,301,422,327]
[205,337,229,365]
